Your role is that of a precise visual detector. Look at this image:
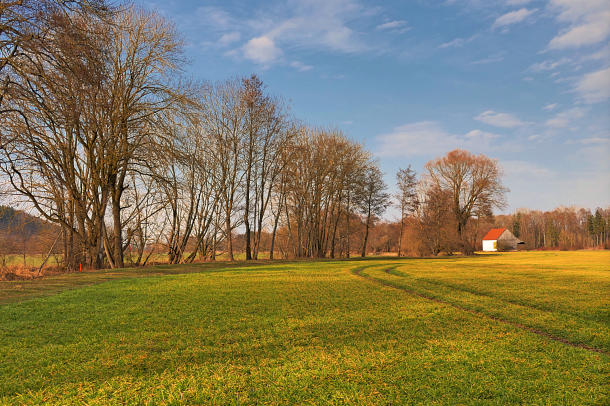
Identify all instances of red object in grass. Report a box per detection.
[79,263,83,272]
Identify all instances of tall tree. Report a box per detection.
[425,149,507,254]
[357,164,390,257]
[200,79,246,261]
[103,6,185,268]
[395,165,418,257]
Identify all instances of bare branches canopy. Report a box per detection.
[0,2,391,268]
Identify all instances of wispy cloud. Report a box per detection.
[543,103,558,111]
[574,67,610,103]
[376,20,410,33]
[235,0,374,66]
[439,35,477,49]
[475,110,525,128]
[502,160,554,178]
[196,6,234,30]
[375,121,502,157]
[529,57,571,72]
[218,32,241,46]
[492,8,537,30]
[290,60,314,72]
[464,129,500,139]
[545,107,586,128]
[548,0,610,49]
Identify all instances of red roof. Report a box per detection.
[482,228,506,240]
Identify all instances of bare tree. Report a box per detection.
[200,79,247,261]
[396,165,418,257]
[425,149,507,254]
[0,5,113,268]
[102,6,186,268]
[240,75,293,260]
[356,164,390,257]
[418,184,457,256]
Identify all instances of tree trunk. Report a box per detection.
[244,187,252,260]
[397,214,404,257]
[270,205,282,260]
[225,215,234,261]
[346,195,351,258]
[361,205,371,258]
[111,192,124,268]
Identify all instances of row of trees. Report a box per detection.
[0,2,604,271]
[495,207,610,250]
[0,1,393,269]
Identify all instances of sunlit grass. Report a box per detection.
[0,251,608,404]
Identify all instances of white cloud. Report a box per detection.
[548,0,610,49]
[376,122,456,156]
[475,110,525,128]
[502,160,554,178]
[234,0,373,65]
[549,15,610,49]
[375,121,501,157]
[290,60,313,72]
[439,35,477,49]
[543,103,558,111]
[243,36,282,64]
[464,129,500,139]
[218,32,241,46]
[376,20,409,32]
[529,57,571,72]
[197,6,233,29]
[545,107,586,128]
[575,67,610,103]
[579,136,610,145]
[492,8,537,29]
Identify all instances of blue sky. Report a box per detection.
[140,0,609,215]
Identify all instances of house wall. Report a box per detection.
[482,240,497,251]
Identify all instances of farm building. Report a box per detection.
[482,228,524,252]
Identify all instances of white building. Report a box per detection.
[482,228,524,252]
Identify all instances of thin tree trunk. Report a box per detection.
[111,192,124,268]
[346,194,350,258]
[361,205,371,258]
[225,215,234,261]
[397,212,405,257]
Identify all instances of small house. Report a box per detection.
[482,228,524,252]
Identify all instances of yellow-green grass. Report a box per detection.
[0,251,608,404]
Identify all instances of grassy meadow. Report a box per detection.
[0,251,608,404]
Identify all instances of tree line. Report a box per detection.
[494,207,610,250]
[0,2,605,272]
[0,1,396,269]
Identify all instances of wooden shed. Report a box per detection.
[482,228,524,252]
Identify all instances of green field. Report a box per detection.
[0,252,608,405]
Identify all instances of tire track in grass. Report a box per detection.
[386,268,610,339]
[387,268,595,321]
[351,265,608,355]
